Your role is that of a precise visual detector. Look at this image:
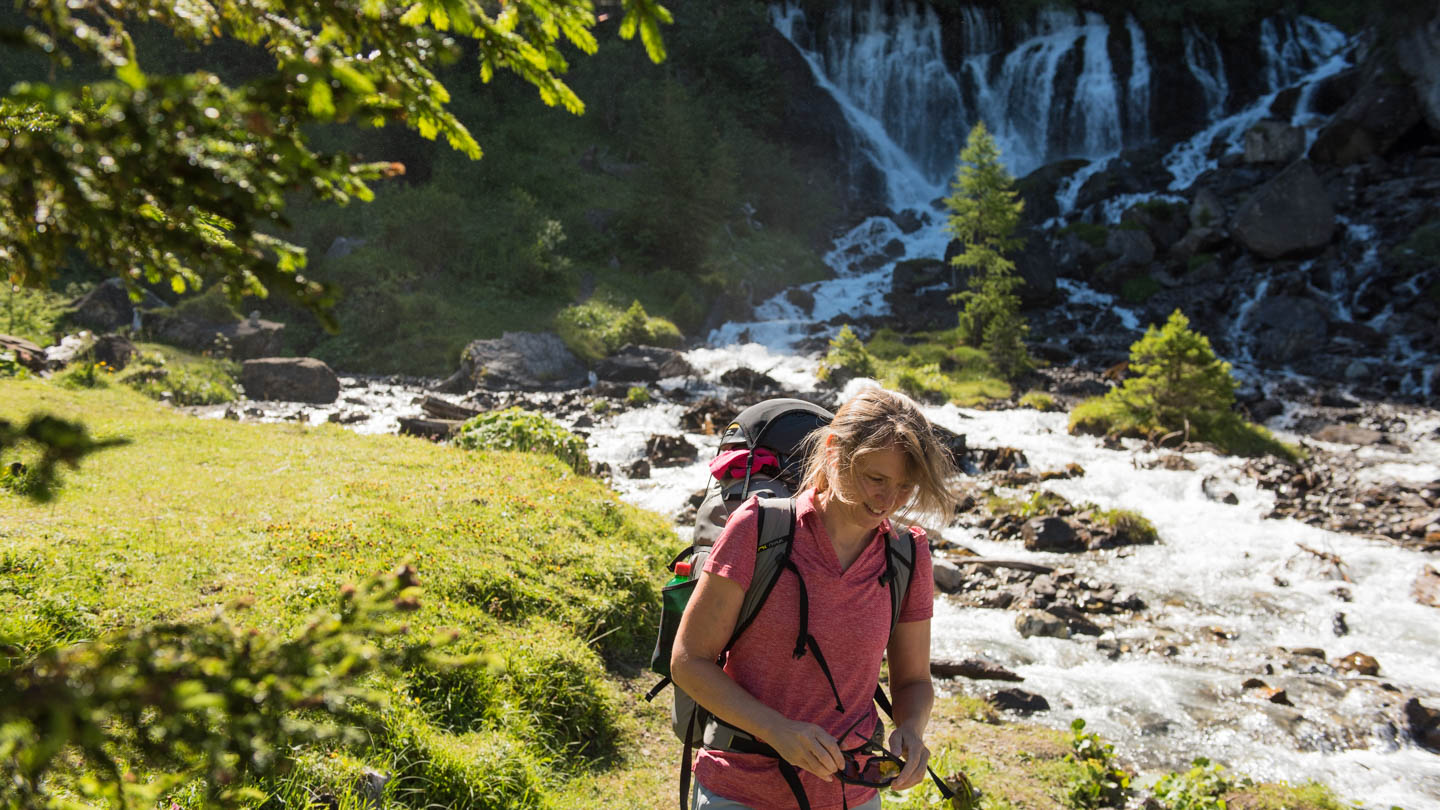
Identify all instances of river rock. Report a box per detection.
[1190,187,1226,230]
[1015,610,1070,639]
[43,334,91,370]
[1250,295,1329,365]
[594,345,693,383]
[933,556,964,593]
[1244,121,1306,164]
[1335,651,1380,676]
[931,657,1023,682]
[987,687,1049,714]
[0,334,46,373]
[645,434,698,467]
[1231,160,1335,259]
[1414,565,1440,608]
[456,332,588,391]
[240,358,340,404]
[1314,424,1385,445]
[719,367,780,392]
[1022,517,1083,553]
[1105,227,1156,268]
[1406,698,1440,753]
[1395,6,1440,134]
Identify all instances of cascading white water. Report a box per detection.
[1125,15,1152,143]
[1183,28,1230,118]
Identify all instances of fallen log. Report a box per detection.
[420,395,482,421]
[956,559,1056,575]
[398,416,462,440]
[931,657,1023,682]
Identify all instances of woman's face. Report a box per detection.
[836,445,915,532]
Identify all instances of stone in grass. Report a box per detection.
[240,357,339,404]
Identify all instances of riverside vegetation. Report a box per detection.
[0,380,1354,809]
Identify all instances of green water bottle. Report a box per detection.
[664,560,693,590]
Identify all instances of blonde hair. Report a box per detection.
[798,386,959,523]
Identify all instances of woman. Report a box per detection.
[671,386,959,810]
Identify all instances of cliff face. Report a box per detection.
[760,1,1440,402]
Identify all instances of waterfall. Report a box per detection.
[1183,28,1230,117]
[1125,15,1152,143]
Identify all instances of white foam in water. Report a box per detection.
[1055,278,1142,331]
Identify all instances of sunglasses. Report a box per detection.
[835,716,906,788]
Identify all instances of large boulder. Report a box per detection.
[1310,71,1422,166]
[1104,227,1156,267]
[594,345,693,384]
[1406,698,1440,753]
[1231,161,1335,259]
[1244,120,1306,164]
[455,331,588,392]
[1250,295,1330,366]
[68,278,165,332]
[1396,7,1440,134]
[1021,517,1084,553]
[92,334,137,371]
[217,317,286,360]
[240,358,340,404]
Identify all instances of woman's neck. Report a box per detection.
[816,490,875,570]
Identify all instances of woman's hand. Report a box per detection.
[887,724,930,791]
[765,718,844,781]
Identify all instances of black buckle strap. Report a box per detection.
[783,557,845,714]
[645,676,671,703]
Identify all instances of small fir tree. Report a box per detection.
[1114,308,1237,435]
[944,122,1031,379]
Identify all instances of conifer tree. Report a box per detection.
[1115,308,1237,435]
[944,121,1031,379]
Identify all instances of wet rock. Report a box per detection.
[594,344,693,384]
[0,334,47,373]
[972,446,1027,473]
[1231,160,1335,259]
[1405,698,1440,753]
[240,358,340,404]
[1332,612,1349,637]
[1395,6,1440,133]
[933,557,964,593]
[1190,187,1226,230]
[1250,295,1330,366]
[1335,651,1380,676]
[1202,475,1241,505]
[1244,120,1306,164]
[1105,227,1156,267]
[1310,72,1422,165]
[1314,424,1384,445]
[457,332,587,391]
[1022,517,1083,553]
[626,458,651,479]
[931,657,1023,682]
[1045,604,1103,636]
[680,398,729,434]
[645,434,698,467]
[987,688,1050,714]
[719,367,780,392]
[1015,610,1070,639]
[1414,565,1440,608]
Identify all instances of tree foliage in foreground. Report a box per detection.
[0,566,467,809]
[944,121,1031,380]
[0,0,671,327]
[0,414,129,502]
[1070,309,1297,460]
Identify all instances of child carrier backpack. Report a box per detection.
[644,398,949,810]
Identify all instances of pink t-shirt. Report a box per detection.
[694,489,934,810]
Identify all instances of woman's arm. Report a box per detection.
[885,618,934,790]
[670,570,844,781]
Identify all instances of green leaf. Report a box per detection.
[307,82,335,119]
[331,63,376,94]
[399,3,428,26]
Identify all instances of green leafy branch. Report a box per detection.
[0,414,129,502]
[0,565,465,809]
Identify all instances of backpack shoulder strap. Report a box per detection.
[881,523,916,636]
[729,496,795,643]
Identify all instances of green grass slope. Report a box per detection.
[0,379,680,808]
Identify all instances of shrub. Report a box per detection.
[0,351,32,380]
[1018,391,1059,411]
[118,344,240,406]
[554,299,684,365]
[1065,718,1131,810]
[1062,221,1109,248]
[1095,508,1159,545]
[2,284,69,347]
[817,324,877,384]
[1120,274,1162,303]
[453,407,590,475]
[1186,252,1216,273]
[1151,758,1246,810]
[626,385,651,406]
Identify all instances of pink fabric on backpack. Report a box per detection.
[694,489,934,810]
[708,448,782,481]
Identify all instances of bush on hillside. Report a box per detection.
[817,325,877,385]
[117,344,240,406]
[453,408,590,475]
[554,299,683,365]
[1069,309,1297,460]
[1019,391,1059,411]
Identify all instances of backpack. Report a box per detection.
[644,398,925,810]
